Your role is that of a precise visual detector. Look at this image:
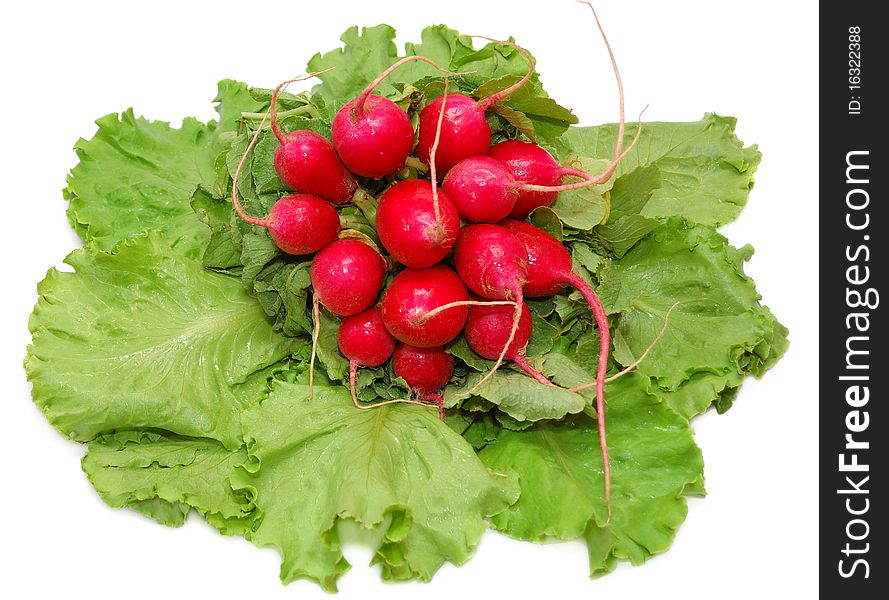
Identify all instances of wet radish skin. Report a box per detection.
[464,299,533,360]
[380,265,469,347]
[274,130,357,204]
[415,94,492,175]
[442,156,518,223]
[266,194,340,255]
[392,343,455,393]
[499,219,573,297]
[376,179,460,268]
[311,239,386,316]
[488,140,563,218]
[338,307,396,367]
[331,95,415,179]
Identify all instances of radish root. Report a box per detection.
[571,301,680,391]
[513,353,557,387]
[416,299,516,324]
[270,68,335,144]
[429,77,450,234]
[348,362,443,414]
[231,113,272,228]
[309,295,321,400]
[473,37,536,111]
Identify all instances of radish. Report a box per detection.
[453,224,529,391]
[332,56,457,178]
[414,41,535,175]
[441,156,518,223]
[392,343,455,419]
[310,239,386,317]
[338,306,396,406]
[379,265,469,348]
[270,76,357,204]
[499,217,613,516]
[231,113,340,254]
[488,140,593,218]
[375,179,460,268]
[463,298,553,386]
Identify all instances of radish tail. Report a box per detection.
[423,392,446,421]
[309,295,321,400]
[270,69,334,144]
[512,353,557,386]
[429,77,449,233]
[468,287,524,395]
[231,113,272,228]
[417,299,515,324]
[355,56,467,115]
[563,271,612,519]
[474,38,536,111]
[349,359,361,409]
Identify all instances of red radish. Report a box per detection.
[380,265,469,348]
[488,140,592,218]
[453,224,529,390]
[375,179,460,268]
[310,239,386,317]
[463,299,553,386]
[415,42,536,175]
[442,156,519,222]
[338,306,396,406]
[231,114,340,254]
[270,77,357,204]
[499,217,613,516]
[392,343,455,419]
[332,56,457,178]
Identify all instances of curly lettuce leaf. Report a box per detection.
[597,218,788,418]
[232,382,518,591]
[479,374,704,576]
[558,114,761,227]
[65,80,262,257]
[25,232,296,449]
[82,431,253,534]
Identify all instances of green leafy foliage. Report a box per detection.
[25,232,296,449]
[233,382,518,591]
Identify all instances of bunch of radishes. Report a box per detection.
[232,4,638,514]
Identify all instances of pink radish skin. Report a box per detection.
[499,218,612,515]
[415,40,536,175]
[332,95,414,178]
[332,55,457,178]
[269,76,356,203]
[463,299,552,386]
[236,193,340,256]
[453,224,528,302]
[416,93,492,176]
[380,265,469,348]
[488,141,591,218]
[376,179,460,268]
[442,156,519,222]
[338,307,396,368]
[272,129,357,204]
[310,239,386,316]
[339,307,397,406]
[392,343,454,420]
[392,343,455,394]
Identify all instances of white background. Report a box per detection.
[0,1,818,598]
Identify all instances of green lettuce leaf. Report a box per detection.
[25,232,296,449]
[597,218,788,418]
[65,80,261,257]
[82,431,253,534]
[558,114,761,227]
[232,382,518,591]
[479,374,704,576]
